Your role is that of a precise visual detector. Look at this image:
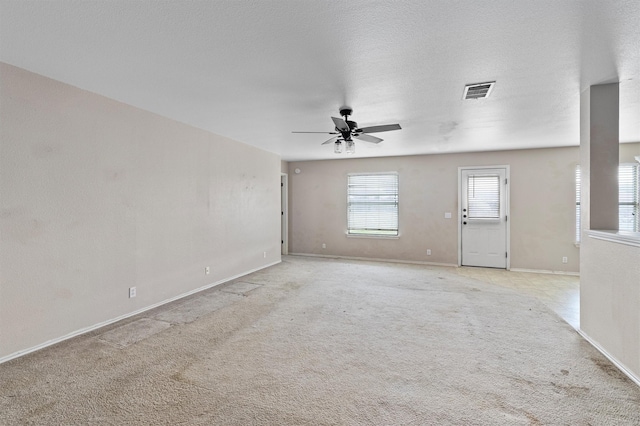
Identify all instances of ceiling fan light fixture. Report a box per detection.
[346,140,355,154]
[292,107,401,154]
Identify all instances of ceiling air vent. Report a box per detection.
[463,81,495,100]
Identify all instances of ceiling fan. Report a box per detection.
[292,106,401,154]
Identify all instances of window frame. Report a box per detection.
[575,163,640,243]
[346,172,399,238]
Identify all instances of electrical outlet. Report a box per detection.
[263,251,267,258]
[129,287,137,298]
[562,257,568,264]
[427,249,432,256]
[205,267,210,275]
[322,243,326,249]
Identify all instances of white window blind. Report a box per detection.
[467,175,500,219]
[619,164,640,232]
[575,164,639,241]
[347,173,398,236]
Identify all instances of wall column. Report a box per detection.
[579,81,640,384]
[579,82,619,233]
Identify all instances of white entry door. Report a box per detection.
[460,168,508,268]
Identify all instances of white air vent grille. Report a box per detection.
[463,81,495,100]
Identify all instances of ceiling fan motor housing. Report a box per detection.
[336,121,358,140]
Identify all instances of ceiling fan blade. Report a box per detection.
[331,116,350,132]
[292,131,339,134]
[359,124,402,133]
[354,133,383,144]
[321,136,339,145]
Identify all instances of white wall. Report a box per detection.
[0,63,281,360]
[580,234,640,382]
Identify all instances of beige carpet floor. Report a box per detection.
[1,256,639,425]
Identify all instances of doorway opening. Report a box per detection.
[281,173,288,255]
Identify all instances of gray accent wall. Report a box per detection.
[0,63,281,360]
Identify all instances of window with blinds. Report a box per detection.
[575,164,639,242]
[620,164,640,232]
[467,174,500,219]
[575,166,581,241]
[347,173,399,236]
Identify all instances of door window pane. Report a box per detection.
[467,175,500,219]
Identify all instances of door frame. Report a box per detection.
[457,165,510,269]
[281,173,289,255]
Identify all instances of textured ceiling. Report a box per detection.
[1,0,639,161]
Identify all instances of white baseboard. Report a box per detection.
[510,268,579,276]
[577,329,640,388]
[0,260,281,365]
[289,255,580,276]
[288,252,457,268]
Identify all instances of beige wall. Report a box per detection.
[288,144,637,272]
[0,63,281,360]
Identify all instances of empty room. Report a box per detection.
[1,1,639,424]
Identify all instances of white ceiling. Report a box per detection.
[1,0,639,161]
